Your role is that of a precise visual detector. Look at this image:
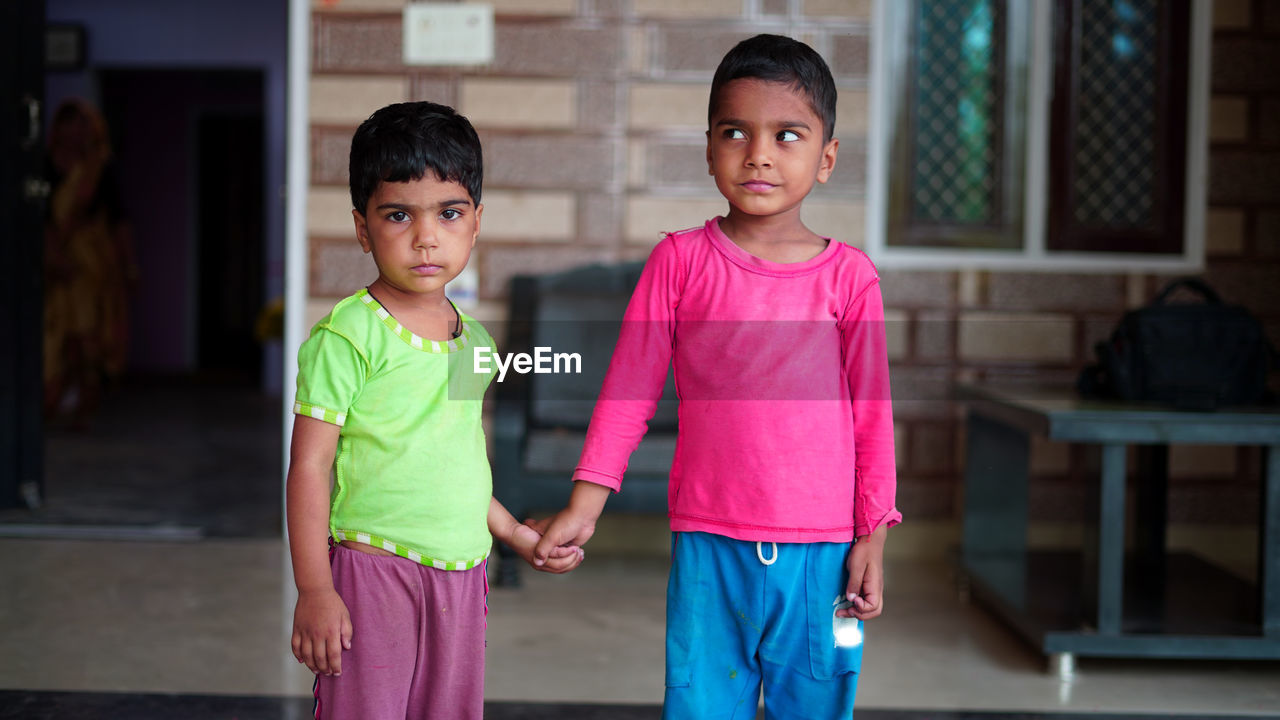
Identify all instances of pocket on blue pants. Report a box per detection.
[805,543,864,680]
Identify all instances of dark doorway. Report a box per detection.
[197,111,265,383]
[0,67,281,538]
[98,69,266,382]
[0,0,46,511]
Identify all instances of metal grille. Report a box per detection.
[910,0,1004,225]
[1071,0,1159,227]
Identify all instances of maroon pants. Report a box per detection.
[314,545,487,720]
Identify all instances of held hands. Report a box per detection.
[291,588,353,676]
[527,480,613,567]
[489,496,584,573]
[837,524,888,620]
[502,518,585,573]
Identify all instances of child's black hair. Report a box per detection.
[709,34,837,142]
[349,101,483,214]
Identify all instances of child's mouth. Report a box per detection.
[412,264,443,276]
[742,181,775,192]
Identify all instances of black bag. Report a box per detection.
[1078,277,1276,410]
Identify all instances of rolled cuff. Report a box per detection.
[572,467,622,493]
[854,507,902,539]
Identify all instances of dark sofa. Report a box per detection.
[490,260,678,585]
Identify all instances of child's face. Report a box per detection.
[706,78,838,224]
[353,174,481,299]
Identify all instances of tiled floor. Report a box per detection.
[0,694,1270,720]
[1,380,1278,719]
[0,377,282,538]
[6,694,1268,720]
[2,537,1278,717]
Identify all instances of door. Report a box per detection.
[97,68,265,379]
[0,0,46,509]
[197,109,265,382]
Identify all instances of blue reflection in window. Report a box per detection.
[1112,0,1140,60]
[964,16,990,52]
[911,0,998,224]
[1113,34,1135,58]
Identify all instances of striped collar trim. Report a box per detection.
[357,288,473,354]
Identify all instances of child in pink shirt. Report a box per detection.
[533,35,901,719]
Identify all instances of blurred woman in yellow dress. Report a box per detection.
[43,99,135,428]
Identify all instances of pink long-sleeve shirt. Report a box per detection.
[574,218,902,543]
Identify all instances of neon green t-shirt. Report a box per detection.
[293,288,497,570]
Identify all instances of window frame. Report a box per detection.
[888,0,1029,252]
[865,0,1211,272]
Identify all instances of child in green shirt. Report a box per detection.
[286,101,582,720]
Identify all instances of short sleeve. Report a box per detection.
[294,325,368,426]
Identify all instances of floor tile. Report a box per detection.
[3,380,1279,717]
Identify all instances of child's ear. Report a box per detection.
[706,130,714,175]
[816,137,839,184]
[353,208,372,252]
[471,203,483,248]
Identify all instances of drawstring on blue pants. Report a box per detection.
[756,541,777,566]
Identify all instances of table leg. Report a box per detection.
[1134,444,1168,566]
[1096,443,1127,635]
[1133,444,1168,626]
[961,411,1030,608]
[1263,444,1279,637]
[1048,651,1075,681]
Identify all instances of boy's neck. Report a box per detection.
[367,278,457,341]
[368,277,447,308]
[718,209,827,263]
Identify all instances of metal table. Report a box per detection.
[957,384,1280,677]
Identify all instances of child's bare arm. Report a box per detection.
[286,415,351,676]
[838,523,888,620]
[489,497,584,573]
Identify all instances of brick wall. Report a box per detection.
[307,0,871,311]
[305,0,1279,526]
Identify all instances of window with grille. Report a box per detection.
[869,0,1207,270]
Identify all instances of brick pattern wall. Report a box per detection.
[306,0,1279,525]
[308,0,872,307]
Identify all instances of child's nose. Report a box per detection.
[746,138,773,168]
[412,221,441,249]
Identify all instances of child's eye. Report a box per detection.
[440,208,462,221]
[722,128,746,140]
[386,211,409,223]
[778,130,801,142]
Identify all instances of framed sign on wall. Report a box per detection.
[45,23,85,72]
